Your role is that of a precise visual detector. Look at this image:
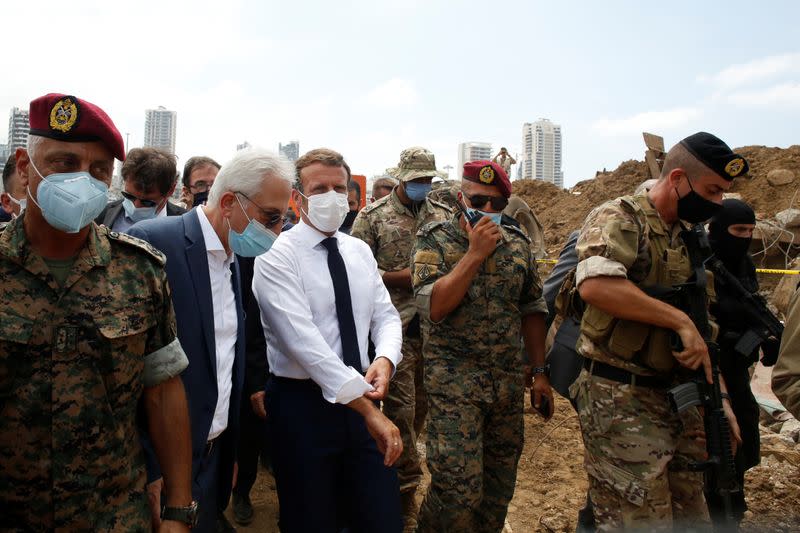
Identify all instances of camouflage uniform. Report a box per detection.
[351,189,451,499]
[412,213,547,533]
[570,193,710,531]
[0,217,187,531]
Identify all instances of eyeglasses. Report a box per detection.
[464,194,508,211]
[236,192,284,227]
[121,190,159,208]
[189,180,213,193]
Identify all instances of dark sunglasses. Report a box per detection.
[121,190,159,208]
[464,194,508,211]
[237,192,284,227]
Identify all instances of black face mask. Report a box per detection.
[340,209,358,229]
[708,198,756,268]
[675,178,722,223]
[192,191,209,207]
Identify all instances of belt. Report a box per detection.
[583,359,670,389]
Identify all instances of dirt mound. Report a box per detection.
[513,160,649,255]
[514,146,800,256]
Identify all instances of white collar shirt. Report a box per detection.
[252,220,402,404]
[197,206,237,441]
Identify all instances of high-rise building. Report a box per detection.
[7,107,30,152]
[279,140,299,162]
[457,142,492,173]
[521,119,563,188]
[144,106,177,154]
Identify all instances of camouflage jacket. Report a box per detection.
[412,213,547,371]
[0,218,186,531]
[352,190,452,330]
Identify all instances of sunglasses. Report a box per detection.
[464,194,508,211]
[237,192,284,227]
[121,190,159,208]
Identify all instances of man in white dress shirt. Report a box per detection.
[253,148,404,533]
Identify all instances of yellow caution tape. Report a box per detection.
[756,268,800,275]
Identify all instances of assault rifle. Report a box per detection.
[667,223,739,529]
[707,256,784,366]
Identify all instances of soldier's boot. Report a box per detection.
[401,490,419,533]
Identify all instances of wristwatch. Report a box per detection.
[532,365,550,377]
[162,501,199,528]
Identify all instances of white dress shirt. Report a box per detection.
[253,220,402,404]
[197,206,238,441]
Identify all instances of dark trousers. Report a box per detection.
[192,436,223,533]
[233,399,269,498]
[266,376,402,533]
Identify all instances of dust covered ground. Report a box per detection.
[228,392,800,532]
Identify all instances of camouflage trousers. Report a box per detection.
[571,368,711,532]
[384,335,427,495]
[417,367,524,533]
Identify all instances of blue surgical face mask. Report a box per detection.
[228,195,278,257]
[27,159,109,233]
[122,197,158,222]
[404,181,432,202]
[466,207,502,226]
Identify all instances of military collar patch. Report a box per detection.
[49,96,80,133]
[479,165,495,184]
[724,157,745,177]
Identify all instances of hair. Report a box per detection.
[182,156,221,187]
[2,154,16,191]
[294,148,351,192]
[207,147,295,206]
[372,175,397,196]
[659,143,715,181]
[348,180,361,198]
[121,147,177,195]
[25,135,45,162]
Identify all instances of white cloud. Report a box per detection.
[591,107,701,136]
[698,52,800,89]
[727,82,800,109]
[364,78,418,109]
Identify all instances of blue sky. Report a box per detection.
[2,0,798,186]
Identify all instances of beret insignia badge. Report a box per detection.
[49,97,79,133]
[479,165,495,184]
[724,158,745,177]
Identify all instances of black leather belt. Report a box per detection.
[583,359,670,389]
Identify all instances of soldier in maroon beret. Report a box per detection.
[0,93,194,531]
[411,159,552,531]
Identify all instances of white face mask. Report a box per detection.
[299,189,349,233]
[7,194,26,217]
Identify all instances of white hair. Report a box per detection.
[207,147,295,206]
[26,135,45,161]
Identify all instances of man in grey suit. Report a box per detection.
[95,147,185,233]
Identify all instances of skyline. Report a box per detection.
[1,1,798,187]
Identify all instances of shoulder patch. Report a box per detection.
[106,228,167,265]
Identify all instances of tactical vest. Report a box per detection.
[579,194,699,374]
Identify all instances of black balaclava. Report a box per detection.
[708,198,756,271]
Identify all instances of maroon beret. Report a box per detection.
[462,160,511,198]
[28,93,125,161]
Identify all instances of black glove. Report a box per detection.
[760,337,781,367]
